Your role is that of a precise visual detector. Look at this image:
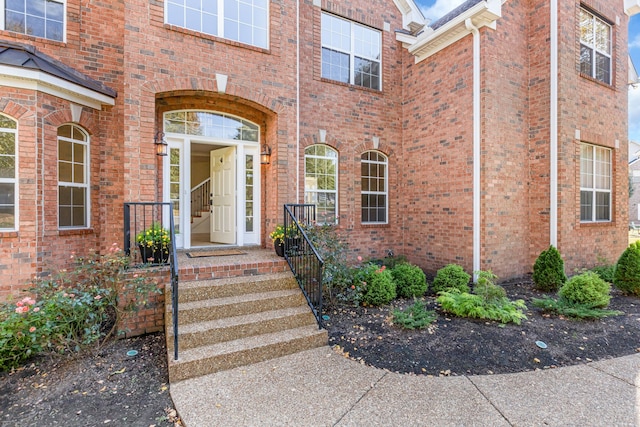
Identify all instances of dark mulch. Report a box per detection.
[0,333,180,427]
[323,277,640,376]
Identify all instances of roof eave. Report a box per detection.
[403,0,502,64]
[625,0,640,16]
[0,65,116,109]
[392,0,426,33]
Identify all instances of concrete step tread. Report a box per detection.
[168,288,303,313]
[168,306,314,337]
[179,272,295,290]
[169,325,326,365]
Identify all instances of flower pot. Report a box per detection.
[138,244,169,264]
[274,240,284,257]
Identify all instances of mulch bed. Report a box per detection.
[323,276,640,376]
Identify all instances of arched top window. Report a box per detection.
[0,114,18,230]
[361,150,387,224]
[58,124,89,228]
[304,144,338,224]
[164,111,259,142]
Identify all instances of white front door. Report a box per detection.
[210,146,236,244]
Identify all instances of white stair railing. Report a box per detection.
[191,178,211,222]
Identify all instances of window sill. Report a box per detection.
[0,231,18,238]
[579,221,614,227]
[161,24,270,54]
[58,228,94,236]
[320,78,382,94]
[0,29,66,46]
[579,73,615,90]
[360,223,390,228]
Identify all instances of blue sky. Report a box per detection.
[414,0,640,142]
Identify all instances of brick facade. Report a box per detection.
[0,0,633,298]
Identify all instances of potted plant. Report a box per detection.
[136,222,170,264]
[269,224,285,257]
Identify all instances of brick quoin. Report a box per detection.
[0,0,633,300]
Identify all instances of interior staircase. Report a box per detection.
[166,271,328,383]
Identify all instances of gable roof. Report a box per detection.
[0,41,116,109]
[430,0,484,30]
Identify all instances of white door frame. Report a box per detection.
[162,136,261,249]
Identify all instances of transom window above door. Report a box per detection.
[165,0,268,49]
[164,111,259,141]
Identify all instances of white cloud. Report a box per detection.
[419,0,467,22]
[631,34,640,50]
[630,86,640,142]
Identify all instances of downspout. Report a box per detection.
[550,0,558,246]
[296,0,300,203]
[465,18,481,281]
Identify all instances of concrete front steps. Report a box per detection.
[166,272,327,382]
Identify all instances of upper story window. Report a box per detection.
[0,114,17,230]
[579,7,611,85]
[321,12,381,90]
[165,0,268,49]
[580,143,611,222]
[58,124,89,228]
[2,0,64,42]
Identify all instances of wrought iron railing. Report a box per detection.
[123,202,179,360]
[283,204,324,327]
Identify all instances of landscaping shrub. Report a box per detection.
[432,264,470,294]
[436,271,527,325]
[0,247,160,371]
[392,300,436,330]
[532,245,567,292]
[361,267,396,306]
[613,241,640,296]
[392,263,428,298]
[558,271,611,308]
[532,297,622,320]
[473,271,506,302]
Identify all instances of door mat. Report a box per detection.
[186,249,247,258]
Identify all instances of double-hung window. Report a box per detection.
[579,8,611,84]
[165,0,268,49]
[0,114,17,230]
[580,143,611,222]
[361,151,387,224]
[304,145,338,225]
[2,0,65,42]
[58,124,89,228]
[321,12,381,90]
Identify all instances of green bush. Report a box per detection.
[590,265,615,284]
[473,271,506,302]
[432,264,470,294]
[437,290,527,325]
[392,300,436,330]
[0,247,160,371]
[362,267,396,306]
[613,241,640,296]
[532,297,622,320]
[532,245,567,292]
[558,271,611,308]
[392,263,428,298]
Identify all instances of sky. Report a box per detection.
[414,0,640,142]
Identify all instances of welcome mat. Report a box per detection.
[186,249,247,258]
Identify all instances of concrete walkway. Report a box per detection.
[170,347,640,426]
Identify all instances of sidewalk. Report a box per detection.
[170,347,639,426]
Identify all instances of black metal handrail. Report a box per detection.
[284,204,324,327]
[124,202,179,360]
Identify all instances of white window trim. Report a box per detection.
[321,12,382,90]
[0,114,18,231]
[0,0,67,43]
[361,151,388,225]
[58,125,90,229]
[304,145,339,225]
[579,7,612,84]
[580,143,612,223]
[164,0,269,49]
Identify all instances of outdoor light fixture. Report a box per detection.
[260,144,272,164]
[154,131,168,156]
